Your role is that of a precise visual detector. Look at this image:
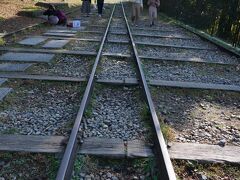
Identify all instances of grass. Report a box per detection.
[160,123,175,142]
[83,85,97,119]
[22,6,42,10]
[47,155,60,180]
[72,155,97,179]
[72,155,160,179]
[140,103,155,142]
[1,127,19,134]
[0,16,5,22]
[0,152,60,179]
[133,158,159,179]
[173,160,240,180]
[0,38,5,46]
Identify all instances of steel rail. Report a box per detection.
[121,2,176,180]
[56,4,116,180]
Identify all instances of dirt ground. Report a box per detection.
[0,0,81,34]
[0,0,44,33]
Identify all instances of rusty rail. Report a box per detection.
[121,2,177,180]
[55,5,116,180]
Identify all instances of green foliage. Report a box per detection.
[160,0,240,47]
[173,160,240,179]
[160,123,175,142]
[0,38,5,46]
[140,103,150,121]
[47,155,60,180]
[0,152,13,159]
[133,158,159,179]
[1,128,19,134]
[0,16,4,21]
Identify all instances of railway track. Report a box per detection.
[0,1,239,180]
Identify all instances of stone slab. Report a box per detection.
[47,29,77,34]
[0,88,12,101]
[43,32,76,37]
[18,37,47,46]
[0,52,55,63]
[0,78,7,85]
[0,63,32,71]
[52,26,86,31]
[42,39,70,48]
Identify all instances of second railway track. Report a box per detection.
[0,1,239,180]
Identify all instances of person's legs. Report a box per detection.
[132,3,136,23]
[135,3,141,25]
[97,0,103,16]
[149,7,153,26]
[58,18,67,26]
[97,0,101,15]
[149,6,155,26]
[99,2,103,15]
[86,1,91,15]
[152,7,157,25]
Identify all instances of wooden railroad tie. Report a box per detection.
[78,137,154,158]
[0,135,239,164]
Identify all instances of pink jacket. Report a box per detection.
[147,0,160,8]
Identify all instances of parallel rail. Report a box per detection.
[57,3,176,179]
[56,5,116,180]
[0,2,238,180]
[121,2,176,180]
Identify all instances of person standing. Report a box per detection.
[147,0,160,26]
[97,0,104,17]
[82,0,91,16]
[131,0,143,26]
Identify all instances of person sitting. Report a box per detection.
[43,4,67,25]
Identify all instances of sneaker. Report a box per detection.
[98,14,102,17]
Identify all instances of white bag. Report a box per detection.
[73,20,81,28]
[48,15,59,25]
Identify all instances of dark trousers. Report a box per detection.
[97,0,104,15]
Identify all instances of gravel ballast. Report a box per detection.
[80,85,149,141]
[151,87,240,146]
[134,36,216,49]
[138,46,240,64]
[76,32,103,40]
[67,40,99,52]
[108,34,129,42]
[143,60,240,86]
[110,27,127,34]
[0,80,85,136]
[0,152,59,179]
[28,55,95,78]
[103,43,132,55]
[72,155,157,180]
[131,29,198,39]
[97,57,137,80]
